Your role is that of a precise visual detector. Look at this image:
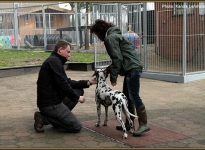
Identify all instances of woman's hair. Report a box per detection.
[90,19,114,41]
[54,39,71,51]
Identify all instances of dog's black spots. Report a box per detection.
[115,98,119,103]
[114,91,121,94]
[115,99,121,105]
[118,105,122,109]
[121,94,125,97]
[109,93,113,97]
[112,105,115,110]
[123,97,127,101]
[94,69,137,138]
[112,103,117,108]
[97,95,101,100]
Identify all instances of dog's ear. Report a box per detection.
[92,70,98,77]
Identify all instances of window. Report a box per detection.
[25,14,29,20]
[46,16,54,28]
[174,2,194,16]
[35,15,43,28]
[35,15,54,28]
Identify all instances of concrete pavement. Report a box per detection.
[0,70,205,148]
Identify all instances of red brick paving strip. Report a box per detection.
[82,117,190,148]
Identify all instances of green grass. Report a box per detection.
[0,50,110,68]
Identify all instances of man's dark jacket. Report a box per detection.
[37,51,89,108]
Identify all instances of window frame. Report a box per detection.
[35,15,54,28]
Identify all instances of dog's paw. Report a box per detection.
[102,123,107,126]
[123,133,128,139]
[95,123,100,127]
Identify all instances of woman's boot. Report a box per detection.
[116,104,136,130]
[133,104,151,136]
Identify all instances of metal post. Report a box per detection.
[118,3,122,30]
[102,5,105,20]
[115,4,117,26]
[42,5,47,51]
[74,3,79,51]
[182,2,187,76]
[14,3,19,50]
[48,14,51,34]
[143,2,147,70]
[108,5,110,22]
[135,4,139,34]
[92,4,97,69]
[138,3,142,57]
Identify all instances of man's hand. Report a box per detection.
[78,96,85,103]
[87,77,97,86]
[90,77,97,85]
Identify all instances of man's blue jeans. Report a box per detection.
[123,70,143,109]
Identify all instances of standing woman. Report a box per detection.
[90,19,150,136]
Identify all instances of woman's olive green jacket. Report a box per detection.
[104,26,143,83]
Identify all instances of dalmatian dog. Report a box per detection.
[92,69,138,139]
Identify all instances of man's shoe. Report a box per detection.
[133,122,150,136]
[34,111,45,133]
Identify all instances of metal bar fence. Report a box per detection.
[0,3,79,51]
[0,2,205,83]
[92,2,205,83]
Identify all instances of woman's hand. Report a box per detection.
[103,69,109,75]
[111,82,117,86]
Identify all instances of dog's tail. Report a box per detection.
[125,108,139,118]
[122,100,138,119]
